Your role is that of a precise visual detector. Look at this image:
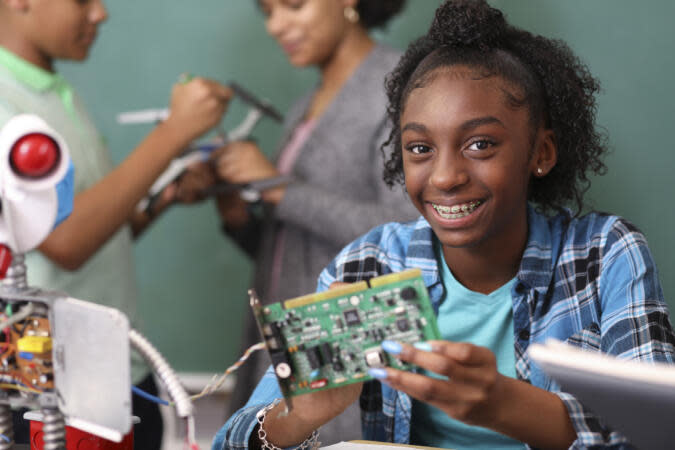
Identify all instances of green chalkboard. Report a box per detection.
[55,1,675,373]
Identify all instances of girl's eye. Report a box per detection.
[406,144,432,155]
[467,139,494,151]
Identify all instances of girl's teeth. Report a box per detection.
[432,201,481,219]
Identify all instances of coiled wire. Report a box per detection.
[41,407,65,450]
[0,404,13,449]
[128,329,193,418]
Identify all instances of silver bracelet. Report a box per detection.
[255,399,320,450]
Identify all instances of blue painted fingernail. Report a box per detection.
[381,340,402,355]
[413,342,433,352]
[368,368,388,380]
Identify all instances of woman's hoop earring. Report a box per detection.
[344,6,360,24]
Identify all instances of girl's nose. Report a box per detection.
[429,150,469,191]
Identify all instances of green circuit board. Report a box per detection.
[251,269,440,399]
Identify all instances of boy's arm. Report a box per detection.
[39,78,232,270]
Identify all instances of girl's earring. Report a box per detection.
[344,6,360,24]
[537,168,544,176]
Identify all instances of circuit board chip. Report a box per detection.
[396,318,411,332]
[343,309,361,327]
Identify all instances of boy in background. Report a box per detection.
[0,0,232,447]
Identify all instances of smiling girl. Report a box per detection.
[214,1,675,449]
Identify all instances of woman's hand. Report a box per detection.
[212,141,278,183]
[211,141,286,204]
[376,340,508,428]
[171,161,254,228]
[215,192,250,229]
[173,162,218,204]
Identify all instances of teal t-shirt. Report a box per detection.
[409,238,525,449]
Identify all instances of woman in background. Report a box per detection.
[208,0,419,444]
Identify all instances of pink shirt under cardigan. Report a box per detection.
[268,118,318,301]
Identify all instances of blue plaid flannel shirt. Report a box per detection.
[213,206,675,449]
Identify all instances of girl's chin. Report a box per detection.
[433,228,483,249]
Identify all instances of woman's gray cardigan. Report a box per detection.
[226,44,419,444]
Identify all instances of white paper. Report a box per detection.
[530,339,675,450]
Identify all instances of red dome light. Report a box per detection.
[9,133,60,178]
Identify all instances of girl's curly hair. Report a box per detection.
[382,0,608,215]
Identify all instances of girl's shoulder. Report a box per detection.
[342,217,426,257]
[542,209,649,256]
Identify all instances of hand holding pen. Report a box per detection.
[164,75,233,148]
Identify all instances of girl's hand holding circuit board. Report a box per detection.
[376,340,577,448]
[374,340,508,427]
[257,377,363,448]
[253,281,363,448]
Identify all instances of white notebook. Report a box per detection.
[530,339,675,450]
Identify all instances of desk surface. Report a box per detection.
[322,441,445,450]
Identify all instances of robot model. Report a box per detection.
[0,115,193,449]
